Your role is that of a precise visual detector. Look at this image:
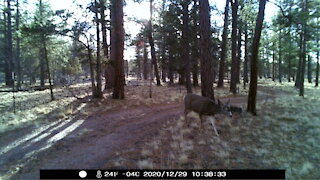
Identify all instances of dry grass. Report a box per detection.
[103,80,320,180]
[0,80,240,135]
[2,79,319,179]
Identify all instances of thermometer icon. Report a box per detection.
[96,170,102,178]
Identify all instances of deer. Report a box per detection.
[184,93,233,136]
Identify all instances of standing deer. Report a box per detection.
[184,93,232,136]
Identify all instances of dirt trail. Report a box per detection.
[0,89,276,179]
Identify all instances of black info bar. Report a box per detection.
[40,169,285,179]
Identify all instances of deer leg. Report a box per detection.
[199,114,203,129]
[209,116,219,136]
[184,109,189,126]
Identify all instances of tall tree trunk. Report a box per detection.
[295,33,303,88]
[217,0,230,88]
[136,47,142,80]
[299,0,307,97]
[160,0,167,83]
[272,42,276,82]
[247,0,266,115]
[192,56,199,86]
[161,59,166,82]
[182,0,192,93]
[39,0,45,87]
[42,35,54,101]
[316,19,319,87]
[87,43,97,97]
[95,0,102,98]
[288,27,292,82]
[105,0,115,89]
[168,50,174,85]
[111,0,125,99]
[307,55,312,83]
[191,0,199,87]
[199,0,214,100]
[230,0,238,94]
[6,0,13,87]
[278,29,282,83]
[237,20,242,84]
[316,48,319,87]
[3,0,9,86]
[148,0,161,86]
[160,41,166,83]
[143,41,148,80]
[100,0,110,90]
[178,70,185,85]
[16,0,21,89]
[243,23,249,86]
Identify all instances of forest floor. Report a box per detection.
[0,80,319,180]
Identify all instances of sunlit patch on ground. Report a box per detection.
[0,119,84,179]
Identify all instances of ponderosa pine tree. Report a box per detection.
[94,0,103,98]
[111,0,125,99]
[5,0,14,87]
[230,0,238,94]
[217,0,230,88]
[182,0,192,93]
[247,0,267,115]
[148,0,161,86]
[199,0,214,100]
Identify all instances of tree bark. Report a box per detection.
[100,0,110,90]
[39,0,45,88]
[295,32,303,88]
[299,0,307,97]
[105,0,115,89]
[230,0,238,94]
[168,48,174,85]
[136,46,142,80]
[316,19,319,87]
[191,0,199,87]
[42,35,54,101]
[182,0,192,93]
[143,41,148,80]
[288,27,292,82]
[3,0,9,86]
[307,55,312,83]
[199,0,214,100]
[316,49,319,87]
[217,0,230,88]
[148,0,161,86]
[247,0,266,115]
[237,19,242,84]
[243,23,249,86]
[16,0,21,89]
[87,42,97,97]
[95,0,103,98]
[278,29,282,83]
[111,0,125,99]
[6,0,14,87]
[272,42,276,82]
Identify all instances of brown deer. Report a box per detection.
[184,93,232,136]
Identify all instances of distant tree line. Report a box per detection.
[0,0,319,114]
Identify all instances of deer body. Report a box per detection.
[184,93,232,136]
[184,93,222,117]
